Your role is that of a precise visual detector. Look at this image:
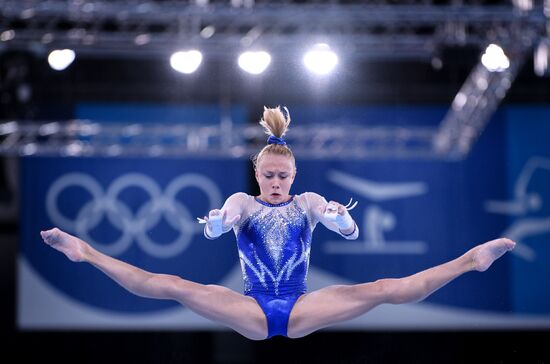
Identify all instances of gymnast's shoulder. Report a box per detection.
[294,192,327,205]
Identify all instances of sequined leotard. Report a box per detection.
[205,192,359,338]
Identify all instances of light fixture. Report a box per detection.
[48,49,76,71]
[481,44,509,72]
[238,51,271,75]
[534,39,549,77]
[303,43,338,75]
[170,50,203,74]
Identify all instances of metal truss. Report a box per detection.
[433,43,530,159]
[0,1,547,160]
[0,120,440,160]
[0,0,547,60]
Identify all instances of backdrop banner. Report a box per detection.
[18,105,550,330]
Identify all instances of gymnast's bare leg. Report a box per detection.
[287,238,516,338]
[40,228,268,340]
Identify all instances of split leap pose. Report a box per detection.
[41,106,515,340]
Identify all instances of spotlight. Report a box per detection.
[534,39,549,77]
[170,50,203,74]
[303,43,338,75]
[0,30,15,42]
[512,0,533,11]
[238,51,271,75]
[200,26,215,39]
[481,44,509,72]
[48,49,76,71]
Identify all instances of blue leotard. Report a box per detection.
[238,196,310,338]
[206,192,358,338]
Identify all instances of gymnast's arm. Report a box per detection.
[305,192,359,240]
[203,192,245,239]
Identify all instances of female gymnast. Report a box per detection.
[40,106,516,340]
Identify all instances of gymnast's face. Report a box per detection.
[255,153,296,205]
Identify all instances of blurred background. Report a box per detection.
[1,0,550,363]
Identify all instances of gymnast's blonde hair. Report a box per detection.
[252,106,296,173]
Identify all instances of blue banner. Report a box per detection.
[293,119,511,312]
[19,157,247,327]
[505,106,550,314]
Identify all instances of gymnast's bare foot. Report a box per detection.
[40,228,89,262]
[469,238,516,272]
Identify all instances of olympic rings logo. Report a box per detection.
[46,173,222,258]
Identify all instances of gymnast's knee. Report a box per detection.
[370,278,406,304]
[374,278,425,304]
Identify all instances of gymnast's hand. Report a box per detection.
[321,199,357,231]
[202,209,241,238]
[323,200,347,216]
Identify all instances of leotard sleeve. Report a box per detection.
[204,192,247,239]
